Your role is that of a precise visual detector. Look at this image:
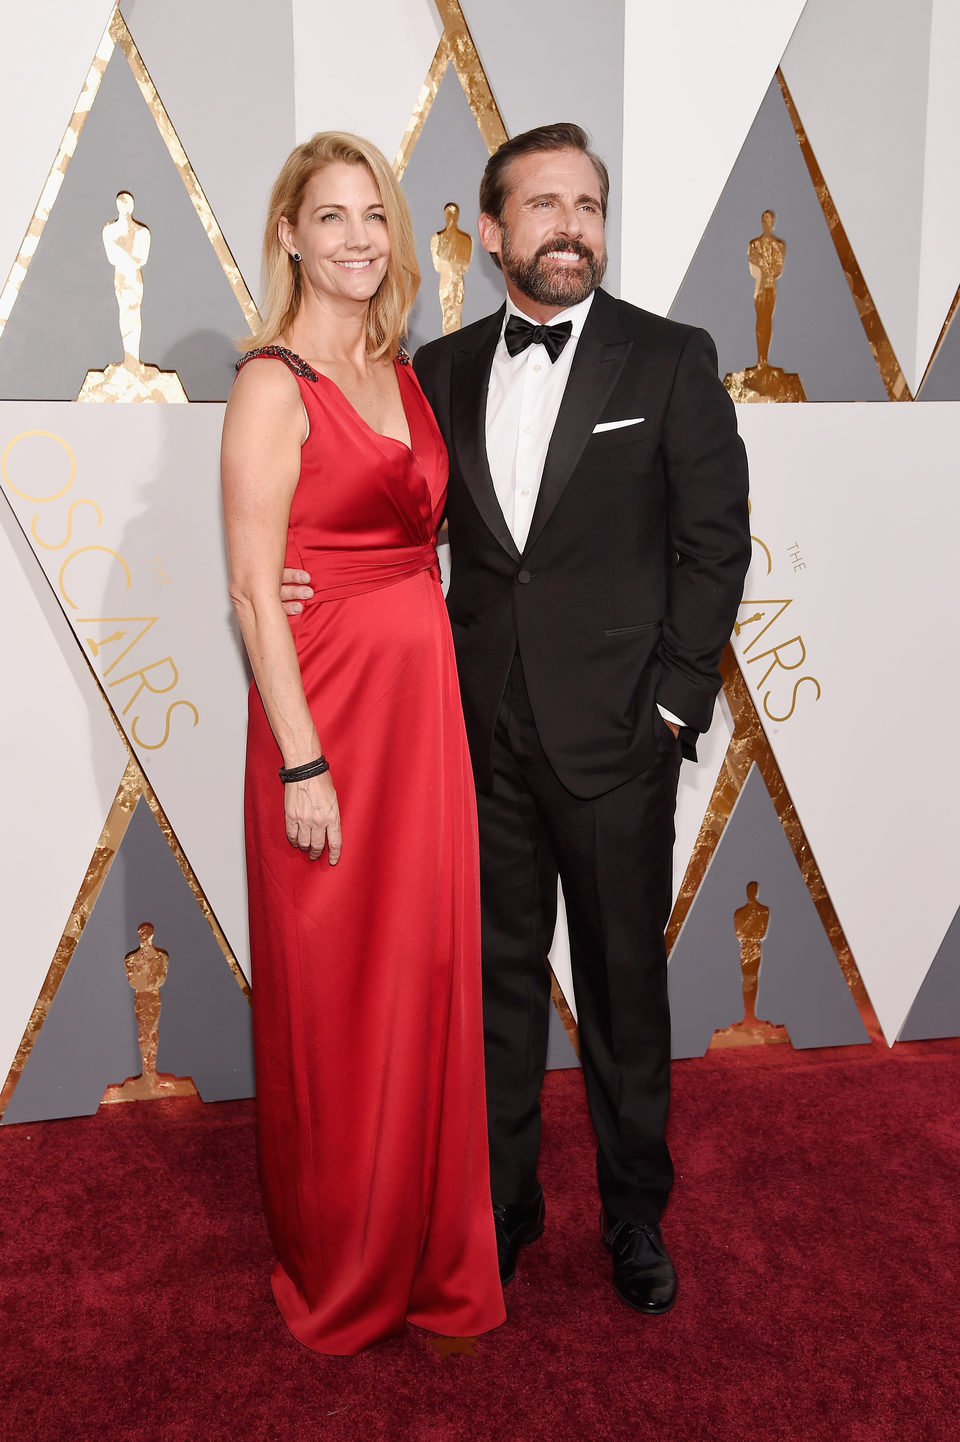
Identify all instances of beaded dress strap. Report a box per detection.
[235,345,319,381]
[238,345,411,373]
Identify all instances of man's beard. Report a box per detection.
[499,227,607,308]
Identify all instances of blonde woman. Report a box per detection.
[221,133,504,1354]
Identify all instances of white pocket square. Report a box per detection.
[592,417,644,433]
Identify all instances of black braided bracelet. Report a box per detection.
[279,755,330,783]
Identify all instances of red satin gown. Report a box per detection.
[238,346,504,1354]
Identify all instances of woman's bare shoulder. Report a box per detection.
[226,352,305,429]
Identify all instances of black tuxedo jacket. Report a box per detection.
[414,288,751,799]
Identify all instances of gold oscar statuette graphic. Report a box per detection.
[724,210,807,404]
[431,202,473,334]
[101,922,198,1103]
[78,191,188,403]
[711,882,790,1048]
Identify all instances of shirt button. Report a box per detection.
[533,363,542,372]
[520,487,530,496]
[523,424,532,433]
[517,569,532,585]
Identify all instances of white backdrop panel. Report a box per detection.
[917,0,960,387]
[0,0,115,301]
[0,404,251,975]
[291,0,441,162]
[733,403,960,1038]
[780,0,932,394]
[621,0,808,316]
[0,491,129,1084]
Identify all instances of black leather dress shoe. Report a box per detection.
[493,1187,545,1285]
[601,1211,677,1314]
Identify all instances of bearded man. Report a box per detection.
[415,122,749,1315]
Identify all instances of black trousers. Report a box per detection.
[477,654,681,1223]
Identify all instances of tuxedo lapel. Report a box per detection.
[523,290,632,555]
[450,306,521,562]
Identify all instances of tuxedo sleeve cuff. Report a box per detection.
[678,726,699,762]
[656,703,686,729]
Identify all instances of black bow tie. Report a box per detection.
[504,315,573,363]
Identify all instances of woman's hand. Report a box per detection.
[284,771,342,864]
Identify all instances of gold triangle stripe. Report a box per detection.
[435,0,508,154]
[917,280,960,394]
[777,68,911,404]
[0,5,257,348]
[395,0,508,179]
[666,645,881,1045]
[394,35,454,179]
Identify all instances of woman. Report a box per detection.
[221,133,504,1354]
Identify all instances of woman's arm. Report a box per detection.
[221,360,341,864]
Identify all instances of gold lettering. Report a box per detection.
[59,545,132,610]
[736,598,793,653]
[748,634,808,687]
[750,532,773,576]
[1,429,75,501]
[764,674,822,722]
[30,498,103,551]
[78,616,158,675]
[109,656,179,715]
[131,699,199,750]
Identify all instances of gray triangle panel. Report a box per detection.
[0,47,248,402]
[546,1002,580,1070]
[897,905,960,1040]
[918,310,960,400]
[669,78,886,402]
[668,763,870,1057]
[667,867,744,1061]
[402,66,507,353]
[3,797,253,1124]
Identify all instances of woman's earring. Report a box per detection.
[292,251,302,263]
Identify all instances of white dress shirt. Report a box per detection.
[485,291,595,553]
[484,291,685,732]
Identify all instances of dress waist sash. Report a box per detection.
[287,539,440,603]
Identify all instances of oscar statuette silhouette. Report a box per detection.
[101,923,198,1103]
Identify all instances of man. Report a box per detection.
[285,123,750,1314]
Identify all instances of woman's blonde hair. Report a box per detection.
[242,132,419,361]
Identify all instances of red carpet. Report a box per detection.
[2,1041,959,1441]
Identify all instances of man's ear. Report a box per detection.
[477,211,502,260]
